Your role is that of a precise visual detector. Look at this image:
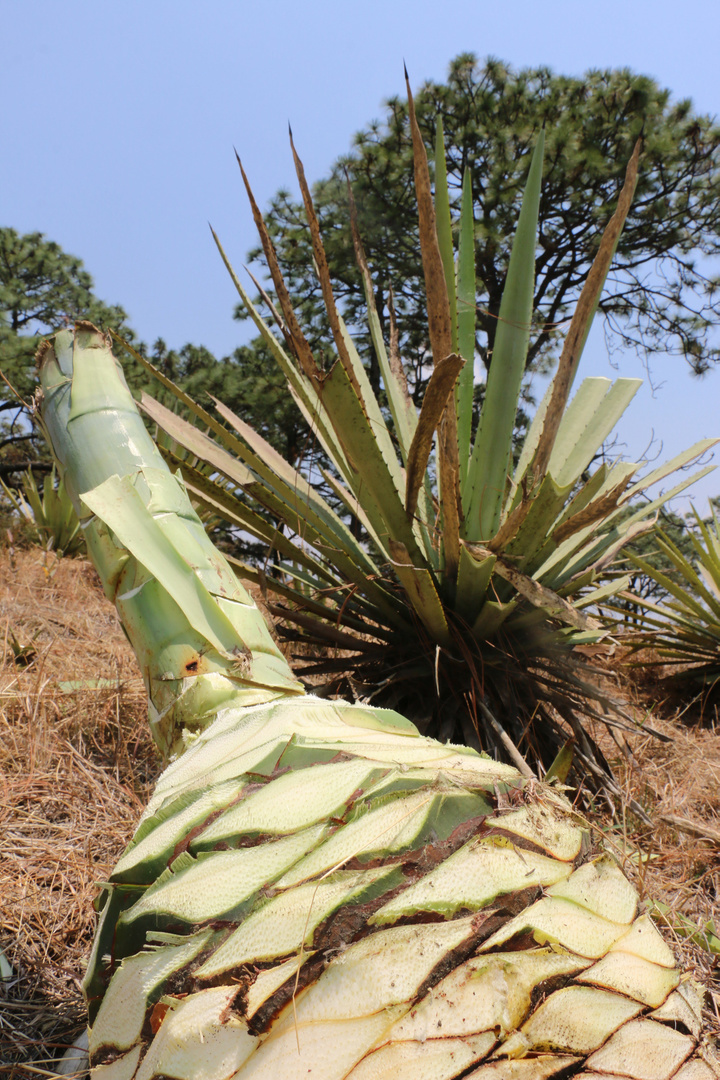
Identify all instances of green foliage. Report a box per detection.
[245,56,720,401]
[137,337,311,466]
[0,230,303,516]
[612,505,698,617]
[1,465,85,556]
[0,227,134,480]
[623,506,720,690]
[139,87,713,803]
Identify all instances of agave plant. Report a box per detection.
[37,324,717,1079]
[1,463,84,555]
[129,79,713,796]
[621,505,720,692]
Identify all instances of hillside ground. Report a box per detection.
[1,545,718,1074]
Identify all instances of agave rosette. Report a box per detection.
[130,80,714,789]
[622,506,720,689]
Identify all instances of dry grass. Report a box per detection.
[577,643,720,1043]
[1,547,157,1074]
[0,545,718,1073]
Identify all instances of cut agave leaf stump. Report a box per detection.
[37,326,718,1079]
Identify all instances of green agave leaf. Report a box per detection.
[548,378,642,488]
[347,182,418,462]
[456,167,476,487]
[211,232,351,473]
[628,549,720,624]
[336,312,406,495]
[314,359,424,559]
[502,474,575,571]
[388,539,451,646]
[464,130,545,541]
[141,392,378,579]
[507,380,554,515]
[143,399,410,631]
[320,467,386,554]
[471,596,518,639]
[551,463,638,544]
[537,463,716,592]
[465,544,600,634]
[544,739,575,784]
[623,438,718,501]
[531,139,642,482]
[211,393,385,576]
[236,154,320,383]
[573,575,631,610]
[455,545,496,624]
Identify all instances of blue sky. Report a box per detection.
[3,0,719,508]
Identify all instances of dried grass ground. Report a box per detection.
[0,545,718,1075]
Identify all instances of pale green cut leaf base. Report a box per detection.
[86,694,714,1080]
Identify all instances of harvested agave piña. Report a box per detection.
[38,325,717,1079]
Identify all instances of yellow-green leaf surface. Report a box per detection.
[464,131,544,540]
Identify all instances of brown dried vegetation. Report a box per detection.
[0,545,718,1074]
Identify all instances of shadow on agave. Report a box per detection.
[127,78,715,804]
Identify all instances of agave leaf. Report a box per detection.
[507,381,554,513]
[235,560,394,641]
[464,130,544,541]
[141,393,368,567]
[264,141,406,512]
[118,336,268,473]
[622,438,719,502]
[216,246,415,561]
[434,118,458,354]
[552,463,637,539]
[552,473,637,546]
[548,378,642,487]
[544,739,575,784]
[455,545,496,624]
[497,474,575,569]
[405,72,453,370]
[347,181,417,461]
[177,465,338,584]
[502,142,641,541]
[236,154,320,383]
[336,313,406,493]
[290,131,368,403]
[141,397,409,627]
[575,575,632,610]
[319,468,385,553]
[465,544,601,633]
[210,231,351,472]
[472,597,517,638]
[406,70,461,580]
[620,466,716,531]
[405,353,465,518]
[532,139,642,482]
[631,542,720,621]
[388,539,451,645]
[211,389,397,573]
[456,168,476,485]
[315,360,424,559]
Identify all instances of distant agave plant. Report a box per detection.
[1,464,85,556]
[623,506,720,693]
[131,77,714,797]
